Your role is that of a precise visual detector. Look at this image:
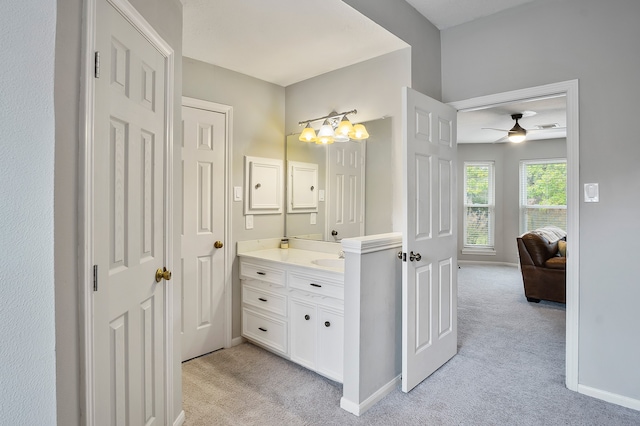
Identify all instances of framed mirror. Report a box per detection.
[285,117,394,241]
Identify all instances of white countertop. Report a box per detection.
[238,248,344,274]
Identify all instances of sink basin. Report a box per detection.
[312,258,345,269]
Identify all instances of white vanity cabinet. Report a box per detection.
[239,253,344,383]
[240,259,288,356]
[290,298,344,382]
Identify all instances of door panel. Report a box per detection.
[181,105,226,361]
[290,298,317,370]
[93,0,168,423]
[327,142,365,240]
[402,87,458,393]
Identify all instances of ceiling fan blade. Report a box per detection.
[492,135,509,143]
[482,127,510,132]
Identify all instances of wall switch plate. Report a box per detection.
[245,215,254,229]
[310,213,317,225]
[234,186,242,202]
[584,183,599,203]
[318,190,325,202]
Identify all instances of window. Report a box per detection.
[463,161,495,252]
[519,159,567,233]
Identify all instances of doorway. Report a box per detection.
[449,80,580,391]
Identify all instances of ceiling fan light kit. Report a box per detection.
[507,113,527,143]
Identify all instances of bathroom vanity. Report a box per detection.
[237,239,345,382]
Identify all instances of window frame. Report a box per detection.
[519,158,567,234]
[462,161,496,255]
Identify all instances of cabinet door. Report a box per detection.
[289,299,317,370]
[316,305,344,382]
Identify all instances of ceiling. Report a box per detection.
[182,0,537,87]
[183,0,564,144]
[457,96,567,144]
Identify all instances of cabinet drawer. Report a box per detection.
[240,260,286,287]
[242,308,288,355]
[288,271,343,300]
[242,284,287,317]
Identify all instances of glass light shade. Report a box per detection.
[298,124,317,142]
[349,123,369,140]
[335,116,354,138]
[316,120,335,144]
[316,135,334,144]
[508,123,526,143]
[508,133,526,143]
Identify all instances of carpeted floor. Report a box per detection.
[182,263,640,425]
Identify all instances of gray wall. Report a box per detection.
[343,0,441,100]
[1,0,57,423]
[54,0,183,423]
[442,0,640,403]
[458,139,567,264]
[183,57,286,339]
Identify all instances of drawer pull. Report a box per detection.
[310,283,322,288]
[304,314,310,321]
[324,321,331,327]
[258,327,267,332]
[258,297,268,302]
[256,272,266,276]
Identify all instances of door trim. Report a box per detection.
[80,0,176,424]
[448,79,579,391]
[182,96,234,349]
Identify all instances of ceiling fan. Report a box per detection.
[482,112,566,143]
[483,113,528,143]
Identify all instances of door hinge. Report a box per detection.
[398,251,407,262]
[93,264,98,291]
[94,51,100,78]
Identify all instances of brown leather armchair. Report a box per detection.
[516,230,566,303]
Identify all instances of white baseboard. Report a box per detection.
[340,375,401,416]
[173,410,185,426]
[230,336,246,347]
[578,384,640,411]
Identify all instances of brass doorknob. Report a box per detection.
[155,267,172,283]
[214,241,224,249]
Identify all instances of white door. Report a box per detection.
[93,0,169,423]
[402,87,458,392]
[327,142,365,241]
[181,105,227,361]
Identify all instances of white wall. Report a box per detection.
[1,0,57,423]
[54,0,183,423]
[286,48,411,232]
[183,57,286,339]
[458,139,567,264]
[442,0,640,404]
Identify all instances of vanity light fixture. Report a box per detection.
[298,109,369,144]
